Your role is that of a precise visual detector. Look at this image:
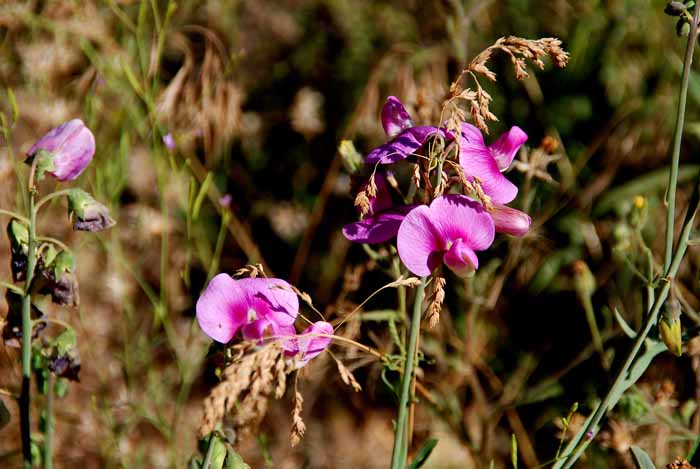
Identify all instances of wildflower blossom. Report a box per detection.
[283,321,333,368]
[397,195,495,277]
[66,189,116,232]
[343,174,414,244]
[366,97,450,165]
[162,133,176,150]
[489,204,531,237]
[26,119,95,181]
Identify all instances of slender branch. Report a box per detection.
[0,209,29,224]
[664,2,700,273]
[391,276,427,469]
[43,372,55,469]
[34,188,74,214]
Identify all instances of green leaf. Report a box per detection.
[614,308,637,339]
[630,445,655,469]
[52,329,77,357]
[209,435,227,469]
[224,447,251,469]
[0,397,10,430]
[407,438,438,469]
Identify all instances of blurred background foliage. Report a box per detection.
[1,0,700,467]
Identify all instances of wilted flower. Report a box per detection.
[26,119,95,181]
[43,251,79,307]
[397,195,495,277]
[459,123,527,204]
[366,96,450,165]
[489,204,531,237]
[67,189,116,232]
[2,291,46,348]
[7,219,29,282]
[343,174,415,244]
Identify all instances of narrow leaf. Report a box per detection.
[407,438,438,469]
[0,398,9,430]
[630,445,655,469]
[614,308,637,339]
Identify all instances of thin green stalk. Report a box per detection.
[391,276,427,469]
[34,188,74,214]
[20,190,37,469]
[579,293,608,369]
[202,433,217,469]
[44,372,55,469]
[664,1,700,274]
[556,173,700,468]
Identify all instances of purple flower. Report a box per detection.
[459,123,528,205]
[27,119,95,181]
[162,133,176,150]
[219,194,232,208]
[397,195,495,277]
[196,274,298,344]
[343,174,415,244]
[366,97,450,165]
[283,321,333,367]
[490,204,531,237]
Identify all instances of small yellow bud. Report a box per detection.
[630,195,648,229]
[659,299,683,357]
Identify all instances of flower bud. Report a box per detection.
[490,204,531,237]
[629,195,648,230]
[339,139,363,174]
[67,189,116,232]
[659,299,683,357]
[572,260,596,298]
[7,219,28,282]
[25,119,95,182]
[665,1,687,15]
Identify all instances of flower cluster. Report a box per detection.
[196,274,332,368]
[344,96,532,277]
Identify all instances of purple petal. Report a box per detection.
[343,206,414,244]
[489,126,527,171]
[460,123,485,146]
[490,204,531,237]
[242,320,296,347]
[428,195,495,251]
[397,205,444,276]
[366,126,447,165]
[28,119,95,181]
[460,126,518,205]
[443,238,478,277]
[196,274,249,343]
[238,277,299,327]
[293,321,333,367]
[381,96,414,138]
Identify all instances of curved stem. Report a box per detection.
[0,209,29,224]
[664,2,700,274]
[391,276,427,469]
[34,189,74,214]
[36,236,71,253]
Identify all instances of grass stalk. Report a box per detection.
[391,276,427,469]
[43,372,55,469]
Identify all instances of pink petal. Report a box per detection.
[460,123,485,146]
[343,206,414,244]
[366,126,448,164]
[28,119,95,181]
[397,205,444,276]
[292,321,333,367]
[459,131,518,204]
[489,126,527,171]
[443,238,478,277]
[490,204,531,237]
[381,96,414,138]
[196,274,249,343]
[238,277,299,327]
[367,174,393,215]
[242,319,296,347]
[428,195,495,251]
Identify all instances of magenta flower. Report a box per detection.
[27,119,95,181]
[366,97,450,165]
[490,204,531,237]
[343,174,415,244]
[397,195,495,277]
[459,123,527,204]
[283,321,333,367]
[196,274,298,344]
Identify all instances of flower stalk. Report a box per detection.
[391,276,427,469]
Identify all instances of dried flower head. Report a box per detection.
[427,276,446,328]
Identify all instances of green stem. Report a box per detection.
[391,276,427,469]
[202,433,217,469]
[0,208,29,224]
[20,190,37,468]
[580,293,608,369]
[44,372,55,469]
[34,189,74,214]
[664,1,700,274]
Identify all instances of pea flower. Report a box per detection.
[397,195,495,277]
[459,123,527,204]
[196,274,332,365]
[366,96,450,165]
[490,204,531,237]
[26,119,95,181]
[67,189,116,232]
[343,174,414,244]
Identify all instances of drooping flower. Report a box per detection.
[26,119,95,181]
[458,123,528,204]
[366,97,450,165]
[490,204,531,237]
[397,195,495,277]
[66,189,116,232]
[343,174,415,244]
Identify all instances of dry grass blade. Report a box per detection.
[387,276,422,288]
[334,357,362,392]
[234,263,266,278]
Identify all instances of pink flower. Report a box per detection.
[343,174,415,244]
[162,133,176,150]
[196,275,298,344]
[459,123,527,204]
[490,204,531,237]
[366,97,450,165]
[282,321,333,368]
[397,195,495,277]
[27,119,95,181]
